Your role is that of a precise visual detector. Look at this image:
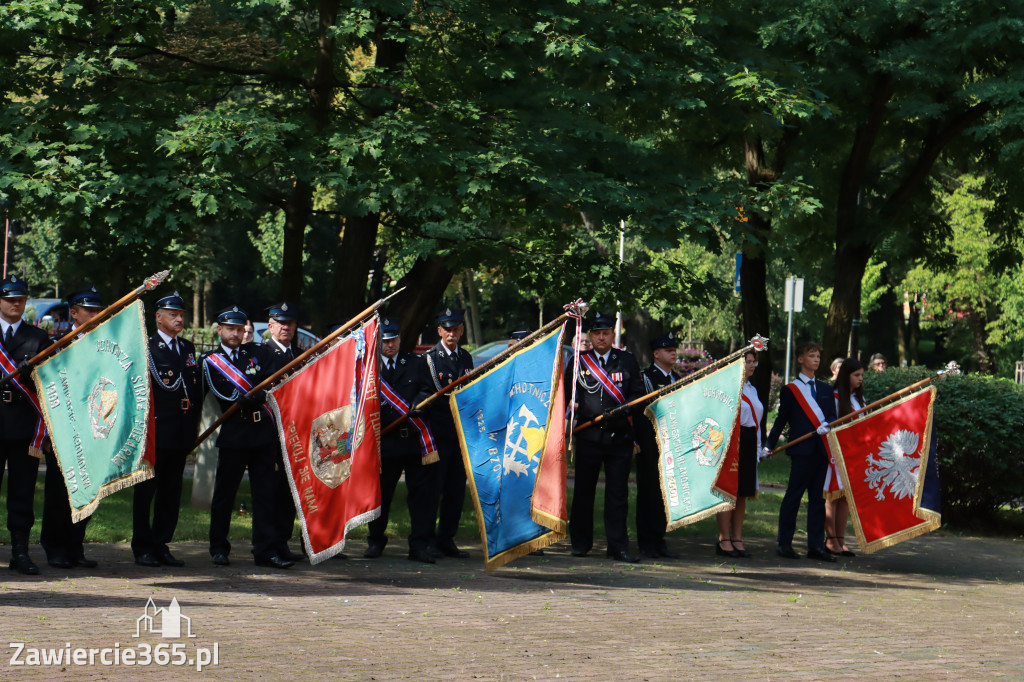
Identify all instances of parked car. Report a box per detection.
[25,298,71,340]
[470,339,575,367]
[251,322,321,351]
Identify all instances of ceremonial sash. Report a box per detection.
[786,382,841,499]
[379,377,439,465]
[579,354,626,404]
[740,395,759,432]
[204,352,272,417]
[0,343,47,457]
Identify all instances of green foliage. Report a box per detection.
[863,367,1024,522]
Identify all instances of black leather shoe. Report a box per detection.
[279,548,305,563]
[716,541,741,558]
[332,553,348,560]
[529,549,545,556]
[254,555,294,569]
[570,547,589,557]
[10,553,40,575]
[730,540,752,559]
[47,554,74,569]
[363,544,384,559]
[656,543,680,559]
[776,545,801,559]
[211,553,230,566]
[71,556,98,568]
[407,549,436,564]
[639,546,660,559]
[135,553,161,567]
[438,543,469,559]
[606,550,640,563]
[807,547,837,562]
[156,551,185,567]
[426,545,444,559]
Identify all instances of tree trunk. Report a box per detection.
[280,180,311,302]
[331,213,381,319]
[202,277,214,327]
[823,241,872,362]
[739,221,772,407]
[464,269,483,345]
[388,255,454,352]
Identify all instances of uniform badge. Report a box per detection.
[168,370,175,377]
[399,357,406,365]
[185,354,197,367]
[281,302,289,311]
[611,372,623,383]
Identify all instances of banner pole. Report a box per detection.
[191,287,405,451]
[572,334,769,435]
[380,310,581,438]
[0,270,171,389]
[765,361,961,458]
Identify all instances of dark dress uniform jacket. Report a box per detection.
[0,323,51,439]
[148,333,203,449]
[203,344,276,449]
[568,349,645,445]
[636,365,678,452]
[380,352,432,458]
[422,342,474,443]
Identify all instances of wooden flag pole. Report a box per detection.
[380,300,590,438]
[0,269,171,389]
[191,287,405,451]
[572,334,769,434]
[765,361,961,458]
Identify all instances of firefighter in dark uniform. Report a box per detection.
[132,290,203,567]
[364,318,436,563]
[259,302,303,563]
[0,275,51,575]
[567,312,644,563]
[40,286,104,569]
[423,308,474,558]
[203,306,291,569]
[635,332,681,559]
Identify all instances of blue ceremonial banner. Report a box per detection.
[452,328,568,571]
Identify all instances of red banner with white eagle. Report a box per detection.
[268,317,381,564]
[826,387,941,553]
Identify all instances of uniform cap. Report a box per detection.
[381,317,401,340]
[216,305,248,326]
[436,307,464,328]
[266,302,298,321]
[588,312,616,331]
[155,290,186,311]
[650,332,678,351]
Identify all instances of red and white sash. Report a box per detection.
[580,353,626,404]
[205,353,272,417]
[379,377,438,465]
[0,344,47,456]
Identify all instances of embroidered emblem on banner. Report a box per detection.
[88,377,119,439]
[691,417,726,467]
[501,404,547,479]
[309,406,362,489]
[865,429,921,501]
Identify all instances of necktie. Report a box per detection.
[807,379,816,399]
[170,338,179,355]
[3,326,12,348]
[600,356,607,369]
[231,350,237,363]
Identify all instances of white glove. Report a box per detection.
[758,447,771,461]
[816,424,830,435]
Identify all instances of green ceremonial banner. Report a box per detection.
[645,358,745,530]
[34,301,155,522]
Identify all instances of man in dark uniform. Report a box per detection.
[635,332,681,559]
[132,290,203,567]
[567,312,645,563]
[0,275,51,575]
[260,302,303,563]
[203,306,291,569]
[423,308,474,558]
[364,318,436,563]
[40,286,103,569]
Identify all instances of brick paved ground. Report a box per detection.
[1,533,1021,680]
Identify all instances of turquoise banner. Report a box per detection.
[645,358,745,529]
[34,301,153,521]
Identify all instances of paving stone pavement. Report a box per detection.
[0,534,1022,680]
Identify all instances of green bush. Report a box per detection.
[863,367,1024,523]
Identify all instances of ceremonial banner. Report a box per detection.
[268,317,381,564]
[711,416,742,500]
[452,327,568,571]
[826,387,941,553]
[33,301,155,522]
[646,358,745,530]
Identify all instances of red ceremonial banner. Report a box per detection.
[826,387,941,553]
[711,414,741,501]
[530,360,568,535]
[269,318,381,563]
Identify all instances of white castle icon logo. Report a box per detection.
[134,597,196,639]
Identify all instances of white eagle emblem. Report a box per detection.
[864,429,921,501]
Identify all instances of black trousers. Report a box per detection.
[431,439,467,546]
[570,439,633,554]
[0,439,39,536]
[777,452,828,550]
[131,446,188,556]
[273,458,297,553]
[634,446,667,551]
[209,445,278,560]
[41,448,89,560]
[367,453,435,552]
